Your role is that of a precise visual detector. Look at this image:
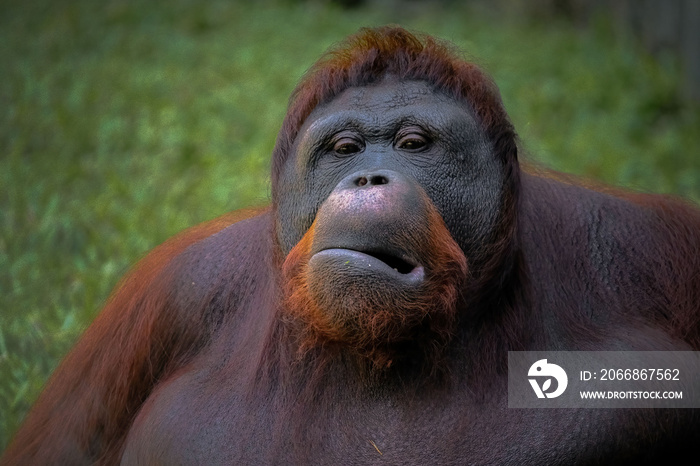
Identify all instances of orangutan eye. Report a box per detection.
[396,132,430,151]
[333,137,363,156]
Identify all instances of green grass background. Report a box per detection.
[1,0,698,451]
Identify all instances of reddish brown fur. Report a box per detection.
[2,208,268,465]
[526,165,700,347]
[615,193,700,345]
[281,201,467,372]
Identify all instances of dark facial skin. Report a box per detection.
[275,79,504,263]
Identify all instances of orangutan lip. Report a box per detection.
[313,248,425,283]
[360,250,416,274]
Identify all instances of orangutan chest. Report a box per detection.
[119,365,681,466]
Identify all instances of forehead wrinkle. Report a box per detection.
[350,84,441,112]
[391,82,436,107]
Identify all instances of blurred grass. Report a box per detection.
[1,0,698,451]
